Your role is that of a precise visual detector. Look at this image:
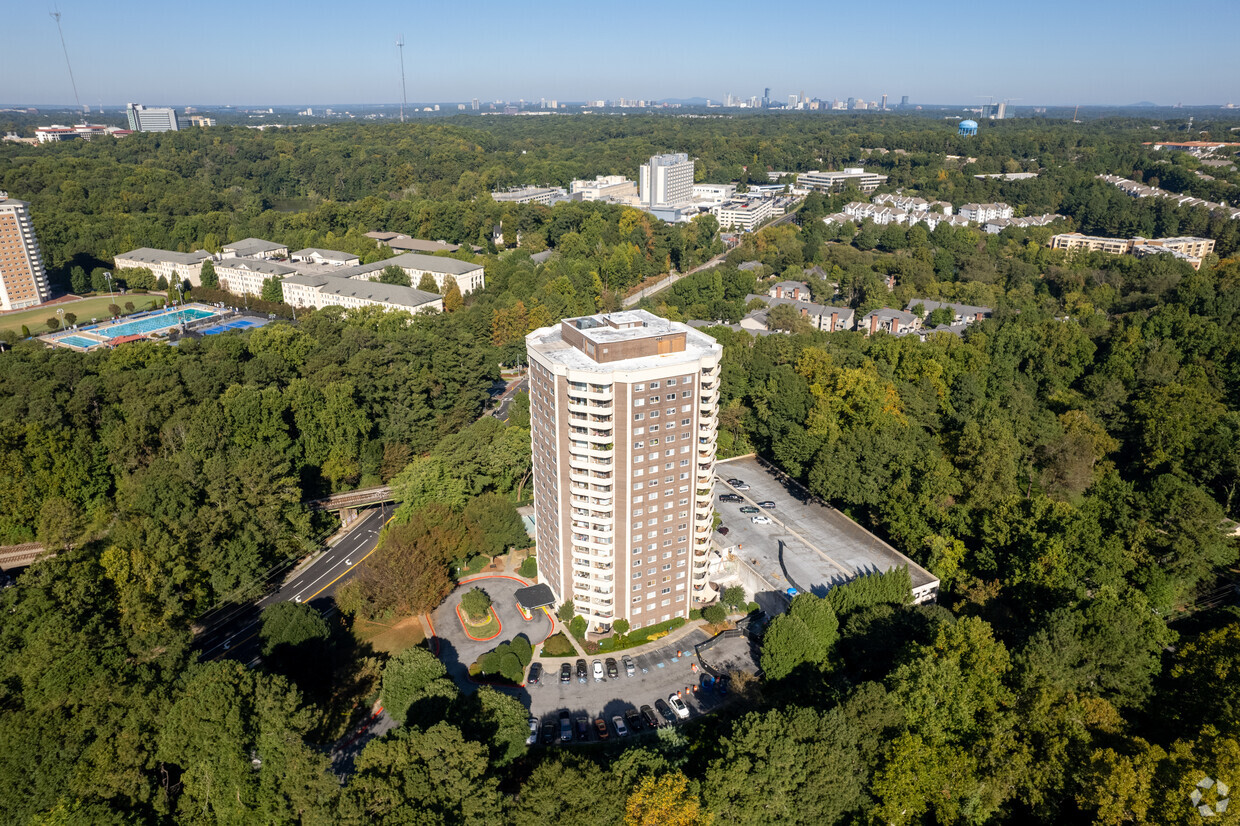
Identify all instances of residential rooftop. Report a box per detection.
[283,273,441,308]
[335,251,483,279]
[117,247,212,266]
[222,238,287,255]
[527,309,721,372]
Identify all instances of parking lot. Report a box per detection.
[526,628,741,739]
[713,456,938,614]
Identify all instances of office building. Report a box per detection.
[712,198,775,232]
[570,176,638,203]
[0,193,50,311]
[188,116,216,127]
[639,153,695,208]
[881,93,888,111]
[797,168,888,194]
[900,95,910,107]
[526,310,723,632]
[125,103,180,132]
[491,186,568,206]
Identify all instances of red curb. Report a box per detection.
[459,573,534,586]
[455,603,503,642]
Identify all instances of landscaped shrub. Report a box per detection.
[723,586,747,610]
[541,632,575,657]
[746,601,760,614]
[612,618,630,635]
[702,604,727,624]
[499,652,523,683]
[460,587,493,621]
[477,650,501,674]
[689,608,703,621]
[569,615,587,639]
[518,555,537,578]
[509,634,532,666]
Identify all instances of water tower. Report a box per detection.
[958,119,978,137]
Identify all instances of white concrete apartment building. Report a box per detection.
[712,198,774,232]
[640,153,695,208]
[290,248,361,266]
[958,202,1014,223]
[526,311,722,632]
[491,186,568,205]
[113,248,213,286]
[221,238,289,260]
[281,274,443,314]
[215,258,299,297]
[0,193,50,311]
[797,168,888,193]
[333,252,486,295]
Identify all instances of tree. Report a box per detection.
[702,604,727,624]
[200,260,218,288]
[925,306,954,326]
[759,593,839,680]
[509,757,626,826]
[570,615,587,638]
[613,618,631,635]
[156,275,169,290]
[557,599,575,623]
[260,277,285,304]
[69,265,89,294]
[625,771,712,826]
[259,601,330,658]
[356,506,464,616]
[460,586,493,621]
[379,646,457,726]
[417,273,439,292]
[467,687,529,767]
[123,301,135,313]
[63,312,76,326]
[766,303,811,334]
[107,304,121,317]
[45,318,59,331]
[464,492,526,558]
[722,586,746,610]
[380,265,411,286]
[443,281,463,311]
[35,496,81,551]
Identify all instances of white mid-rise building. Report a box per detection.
[526,311,722,632]
[333,252,485,295]
[281,274,443,314]
[491,186,568,205]
[640,153,695,208]
[712,198,775,232]
[570,176,638,203]
[114,248,213,286]
[797,168,888,193]
[125,103,179,132]
[215,258,299,297]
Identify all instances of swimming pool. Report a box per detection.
[100,307,217,338]
[58,335,103,349]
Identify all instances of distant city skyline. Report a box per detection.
[2,0,1238,108]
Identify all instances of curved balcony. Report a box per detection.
[580,388,613,402]
[584,430,614,444]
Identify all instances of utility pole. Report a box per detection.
[50,10,82,112]
[397,36,407,123]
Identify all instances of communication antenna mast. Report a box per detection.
[396,36,407,123]
[49,9,82,111]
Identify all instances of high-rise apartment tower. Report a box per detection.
[0,193,50,311]
[639,153,694,208]
[526,311,723,632]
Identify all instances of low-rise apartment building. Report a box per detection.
[281,274,443,314]
[334,252,486,295]
[746,294,854,332]
[712,198,774,232]
[769,281,812,301]
[1049,232,1215,269]
[290,248,361,266]
[958,202,1014,223]
[860,308,920,336]
[114,248,213,286]
[983,214,1064,233]
[906,299,993,325]
[215,258,299,297]
[221,238,289,260]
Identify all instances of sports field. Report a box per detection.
[0,295,164,336]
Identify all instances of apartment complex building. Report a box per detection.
[712,198,774,232]
[526,311,723,632]
[0,193,50,311]
[491,186,568,205]
[215,258,298,296]
[333,252,486,295]
[640,153,695,208]
[796,168,888,193]
[280,274,443,314]
[113,247,212,286]
[958,202,1014,223]
[1050,232,1215,269]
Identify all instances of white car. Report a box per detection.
[526,717,538,745]
[612,714,629,737]
[751,515,773,525]
[667,694,690,720]
[592,659,605,682]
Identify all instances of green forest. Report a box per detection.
[1,113,1238,824]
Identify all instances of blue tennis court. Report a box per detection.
[201,317,269,335]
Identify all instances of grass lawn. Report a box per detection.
[352,615,425,655]
[458,606,500,640]
[0,294,165,336]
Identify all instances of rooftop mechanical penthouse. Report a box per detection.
[526,311,723,633]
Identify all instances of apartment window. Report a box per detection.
[661,588,671,595]
[632,597,640,604]
[650,382,660,389]
[648,530,657,539]
[648,543,657,551]
[662,563,672,570]
[666,449,675,457]
[682,404,691,412]
[633,413,644,421]
[633,571,641,579]
[665,435,675,443]
[648,452,658,461]
[647,518,657,526]
[680,446,690,454]
[679,472,689,480]
[633,482,643,491]
[677,559,686,567]
[664,514,673,522]
[634,441,644,449]
[678,511,687,518]
[679,498,688,506]
[634,508,644,516]
[635,383,644,391]
[649,409,659,418]
[632,521,642,530]
[634,398,644,407]
[677,523,687,531]
[649,425,659,433]
[664,502,674,510]
[650,438,659,446]
[647,568,656,576]
[667,378,677,386]
[681,419,690,426]
[634,495,643,503]
[662,539,673,546]
[635,427,644,435]
[682,391,691,398]
[677,572,686,580]
[633,468,644,477]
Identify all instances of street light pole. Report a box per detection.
[104,271,114,305]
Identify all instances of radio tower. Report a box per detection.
[50,9,82,112]
[396,36,407,123]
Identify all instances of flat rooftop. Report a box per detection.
[527,309,721,372]
[713,455,938,600]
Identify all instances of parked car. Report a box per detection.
[740,505,760,514]
[527,662,542,686]
[726,478,745,486]
[757,500,776,509]
[605,657,619,678]
[624,708,644,733]
[592,659,604,682]
[594,718,610,740]
[751,515,773,525]
[718,526,729,535]
[527,717,538,745]
[560,663,572,683]
[719,493,743,503]
[786,586,800,597]
[641,704,660,729]
[559,710,572,743]
[668,694,690,719]
[576,658,587,683]
[540,719,557,745]
[716,675,731,696]
[623,656,637,677]
[575,716,590,740]
[733,483,751,491]
[612,714,629,737]
[655,698,676,725]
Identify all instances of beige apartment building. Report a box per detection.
[1050,232,1215,269]
[0,193,50,311]
[526,311,723,632]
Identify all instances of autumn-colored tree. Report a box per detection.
[625,771,712,826]
[443,281,463,311]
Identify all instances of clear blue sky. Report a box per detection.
[3,0,1237,107]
